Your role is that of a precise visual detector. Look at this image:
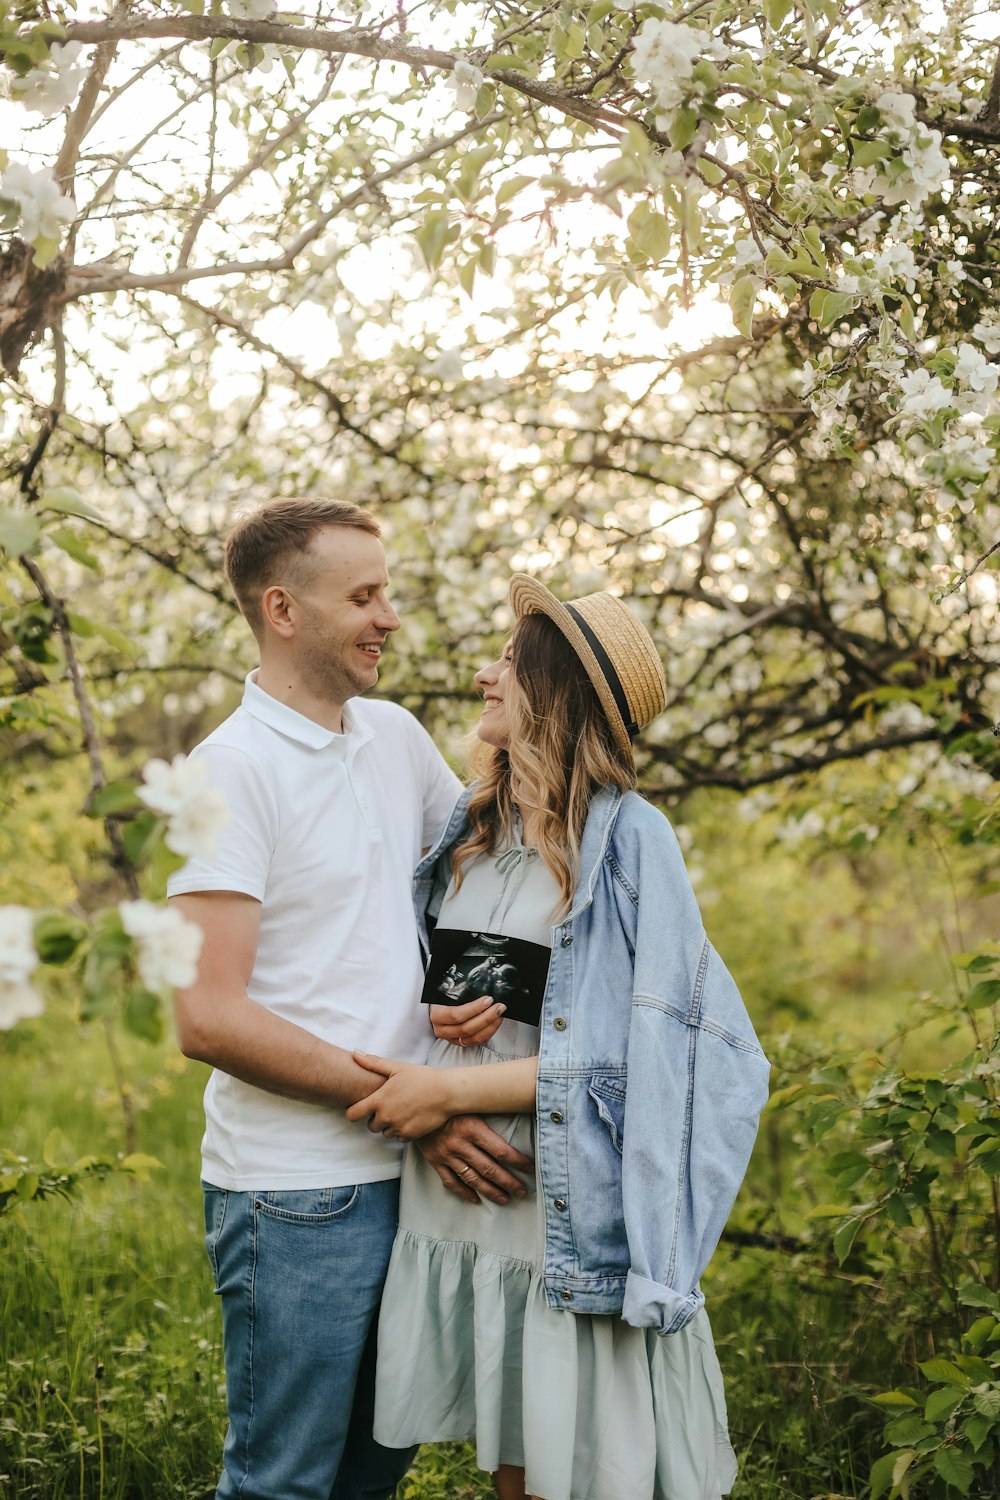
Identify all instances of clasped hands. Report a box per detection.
[346,994,507,1141]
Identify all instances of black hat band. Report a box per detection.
[565,604,639,740]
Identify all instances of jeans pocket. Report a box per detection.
[203,1185,229,1290]
[253,1184,361,1224]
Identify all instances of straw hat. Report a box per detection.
[508,575,667,757]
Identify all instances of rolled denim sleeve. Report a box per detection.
[617,808,770,1334]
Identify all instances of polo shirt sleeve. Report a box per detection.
[409,718,463,849]
[165,743,277,902]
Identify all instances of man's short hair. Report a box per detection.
[224,498,381,636]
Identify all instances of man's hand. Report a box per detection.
[430,996,506,1048]
[416,1116,533,1206]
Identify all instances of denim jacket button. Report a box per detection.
[560,1289,574,1302]
[554,1198,567,1212]
[549,1111,564,1124]
[561,931,573,946]
[553,1016,567,1031]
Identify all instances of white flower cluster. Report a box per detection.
[226,0,276,17]
[137,754,230,861]
[446,59,484,112]
[10,41,87,116]
[631,20,723,124]
[893,342,998,431]
[0,162,76,246]
[971,316,1000,356]
[119,902,204,992]
[774,808,825,845]
[0,906,43,1031]
[870,90,950,211]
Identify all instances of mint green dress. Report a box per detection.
[374,840,738,1500]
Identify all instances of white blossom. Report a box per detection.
[868,241,919,294]
[0,162,76,245]
[137,753,230,860]
[120,901,204,992]
[875,90,917,134]
[11,43,87,116]
[954,342,997,393]
[226,0,276,16]
[0,906,43,1030]
[631,20,714,118]
[896,368,951,419]
[972,319,1000,356]
[446,60,484,112]
[775,808,825,844]
[878,701,935,735]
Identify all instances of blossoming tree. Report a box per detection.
[1,0,999,1045]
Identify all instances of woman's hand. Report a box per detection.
[430,996,506,1048]
[346,1053,456,1141]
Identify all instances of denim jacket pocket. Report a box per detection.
[588,1074,626,1155]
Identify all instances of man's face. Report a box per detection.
[288,527,400,708]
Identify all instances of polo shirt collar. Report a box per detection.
[241,672,373,754]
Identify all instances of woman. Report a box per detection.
[347,575,770,1500]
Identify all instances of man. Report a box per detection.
[168,498,530,1500]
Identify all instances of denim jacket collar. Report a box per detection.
[417,783,625,923]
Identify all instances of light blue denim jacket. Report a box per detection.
[414,784,770,1335]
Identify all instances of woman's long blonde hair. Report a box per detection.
[452,614,637,916]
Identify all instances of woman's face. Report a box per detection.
[474,640,514,748]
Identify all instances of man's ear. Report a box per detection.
[261,585,295,638]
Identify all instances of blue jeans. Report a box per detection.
[204,1179,416,1500]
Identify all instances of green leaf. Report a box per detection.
[965,979,1000,1010]
[869,1452,897,1499]
[972,1389,1000,1420]
[486,52,537,74]
[668,107,700,150]
[764,0,793,27]
[0,506,42,557]
[925,1385,966,1423]
[86,780,141,818]
[459,257,477,297]
[833,1215,863,1264]
[729,275,757,338]
[853,138,893,168]
[49,526,101,572]
[30,235,62,270]
[474,82,496,119]
[884,1414,935,1445]
[495,174,534,208]
[39,487,103,523]
[626,201,670,262]
[963,1412,994,1450]
[121,811,163,868]
[872,1390,920,1408]
[33,910,88,965]
[414,208,452,272]
[564,21,586,58]
[963,1316,998,1351]
[42,1128,64,1168]
[958,1284,1000,1313]
[812,290,859,329]
[125,988,164,1043]
[919,1358,970,1386]
[65,612,137,658]
[892,1449,918,1488]
[933,1446,973,1494]
[121,1152,162,1179]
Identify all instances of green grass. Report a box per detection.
[1,1016,887,1500]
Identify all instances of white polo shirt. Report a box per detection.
[167,673,462,1190]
